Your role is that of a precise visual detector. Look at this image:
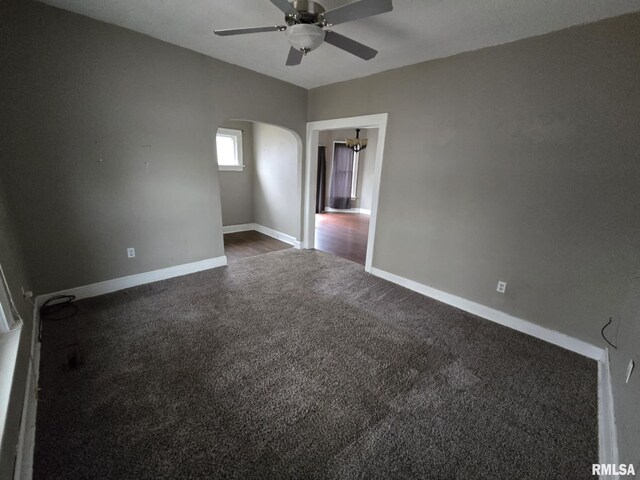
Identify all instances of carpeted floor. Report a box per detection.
[34,249,597,479]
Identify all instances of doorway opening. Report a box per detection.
[304,114,388,272]
[313,129,378,265]
[215,120,302,263]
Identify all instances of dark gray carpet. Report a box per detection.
[34,249,597,479]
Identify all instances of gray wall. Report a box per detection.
[318,128,377,211]
[0,1,306,475]
[0,0,307,296]
[309,13,640,466]
[613,275,640,470]
[218,120,254,226]
[252,123,300,238]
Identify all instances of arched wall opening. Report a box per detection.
[214,119,303,261]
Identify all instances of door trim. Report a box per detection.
[304,113,389,273]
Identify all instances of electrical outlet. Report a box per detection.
[496,281,507,293]
[21,286,33,299]
[626,360,635,384]
[127,247,135,258]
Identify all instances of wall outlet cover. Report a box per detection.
[127,247,136,258]
[496,281,507,293]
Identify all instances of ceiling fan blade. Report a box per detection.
[320,0,393,26]
[324,31,378,60]
[286,47,304,66]
[214,25,286,36]
[269,0,299,17]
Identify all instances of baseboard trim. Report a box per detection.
[371,267,602,360]
[598,349,619,479]
[13,303,40,480]
[223,223,301,249]
[14,260,617,478]
[36,256,228,307]
[370,266,616,471]
[222,224,254,234]
[252,224,301,249]
[14,256,228,479]
[324,208,371,215]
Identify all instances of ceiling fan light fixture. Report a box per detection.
[214,0,393,65]
[285,24,325,53]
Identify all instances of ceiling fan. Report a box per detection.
[213,0,393,66]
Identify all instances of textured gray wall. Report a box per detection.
[309,13,640,466]
[0,0,307,296]
[252,123,300,238]
[613,276,640,470]
[218,120,255,226]
[0,1,306,474]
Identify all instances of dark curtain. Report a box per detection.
[316,146,327,213]
[329,143,353,209]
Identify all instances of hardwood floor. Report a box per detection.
[224,215,369,266]
[315,213,369,266]
[224,230,291,262]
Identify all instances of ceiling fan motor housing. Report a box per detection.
[287,1,326,25]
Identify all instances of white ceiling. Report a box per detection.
[39,0,640,89]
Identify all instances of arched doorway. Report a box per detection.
[215,119,303,262]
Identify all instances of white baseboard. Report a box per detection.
[371,267,603,360]
[223,223,301,249]
[222,224,254,234]
[13,259,617,479]
[370,266,616,472]
[13,303,40,480]
[324,207,371,215]
[36,256,227,307]
[598,349,619,479]
[252,224,301,249]
[15,256,227,479]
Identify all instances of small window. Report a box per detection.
[216,128,243,171]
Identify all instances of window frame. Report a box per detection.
[0,270,15,333]
[216,128,244,172]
